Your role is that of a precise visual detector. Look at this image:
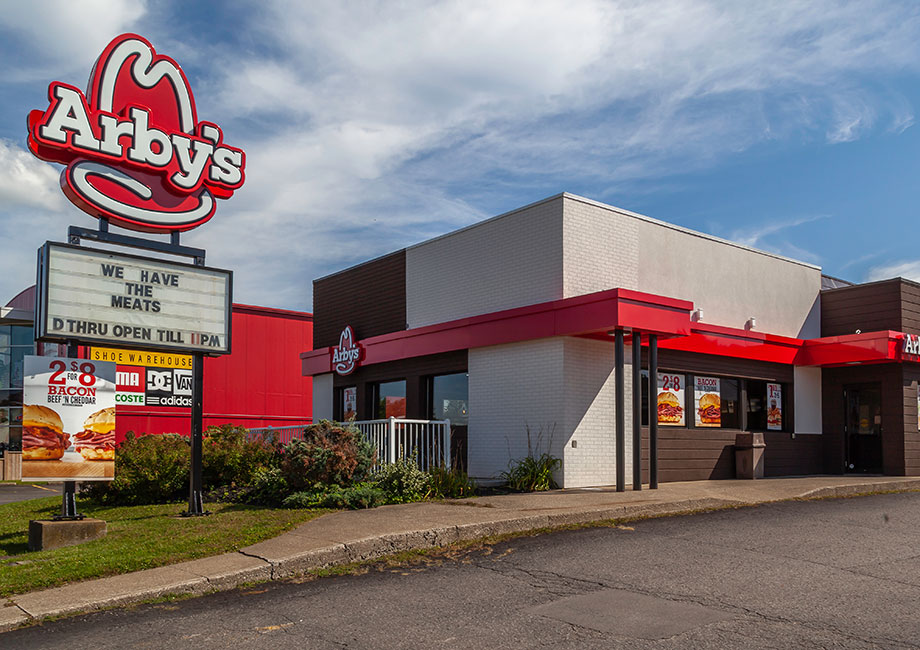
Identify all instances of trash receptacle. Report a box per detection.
[734,432,765,479]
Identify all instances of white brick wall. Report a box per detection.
[406,196,564,327]
[563,199,639,297]
[468,337,633,487]
[561,337,633,487]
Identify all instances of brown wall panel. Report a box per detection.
[821,363,905,475]
[901,281,920,335]
[333,350,467,421]
[763,432,824,476]
[903,366,920,475]
[313,250,407,349]
[821,280,902,336]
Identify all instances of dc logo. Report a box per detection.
[147,370,172,391]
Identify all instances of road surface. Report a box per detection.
[6,492,920,648]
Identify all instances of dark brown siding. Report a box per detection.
[639,349,805,482]
[821,363,905,475]
[901,280,920,335]
[763,432,824,476]
[903,366,920,475]
[313,250,407,349]
[820,279,902,336]
[333,351,467,422]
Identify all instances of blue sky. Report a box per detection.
[1,1,919,311]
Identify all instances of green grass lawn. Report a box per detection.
[0,497,323,598]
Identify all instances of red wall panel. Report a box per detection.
[116,304,313,440]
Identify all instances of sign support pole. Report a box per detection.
[54,340,84,521]
[183,353,209,516]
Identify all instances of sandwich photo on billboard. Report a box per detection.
[73,407,116,460]
[22,404,70,460]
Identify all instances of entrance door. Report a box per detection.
[844,384,883,473]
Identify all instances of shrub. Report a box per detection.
[374,456,430,503]
[81,432,190,505]
[241,466,289,506]
[501,453,561,491]
[282,483,387,510]
[427,466,477,499]
[279,420,375,490]
[202,424,277,489]
[501,424,561,492]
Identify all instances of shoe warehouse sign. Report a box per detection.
[36,243,232,354]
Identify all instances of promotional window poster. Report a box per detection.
[22,356,116,481]
[343,387,357,421]
[657,372,686,426]
[767,383,783,431]
[694,376,721,428]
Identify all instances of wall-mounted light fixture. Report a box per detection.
[746,316,756,330]
[692,308,704,322]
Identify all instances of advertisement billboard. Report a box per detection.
[694,376,721,428]
[36,243,232,355]
[22,356,116,481]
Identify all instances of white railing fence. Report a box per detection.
[352,418,451,472]
[246,424,310,446]
[246,418,451,471]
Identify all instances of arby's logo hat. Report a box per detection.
[27,33,245,233]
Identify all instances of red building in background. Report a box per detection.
[2,287,312,446]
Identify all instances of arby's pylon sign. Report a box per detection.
[27,33,245,233]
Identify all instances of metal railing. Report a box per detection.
[352,418,451,471]
[246,418,451,471]
[246,424,310,446]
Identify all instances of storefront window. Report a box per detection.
[0,325,35,450]
[372,380,406,419]
[744,380,788,432]
[428,373,468,425]
[335,386,357,421]
[641,372,764,430]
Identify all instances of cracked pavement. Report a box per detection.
[5,492,919,648]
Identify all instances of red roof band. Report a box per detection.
[300,287,918,376]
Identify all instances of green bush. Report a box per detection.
[427,466,477,499]
[202,424,277,489]
[280,420,375,490]
[282,483,387,509]
[241,466,289,506]
[81,432,190,505]
[373,456,430,503]
[501,453,561,492]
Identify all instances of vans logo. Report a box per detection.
[27,33,245,234]
[332,325,362,376]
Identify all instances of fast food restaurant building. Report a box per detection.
[302,193,920,487]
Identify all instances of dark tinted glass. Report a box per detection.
[374,380,406,419]
[429,373,468,425]
[745,380,768,430]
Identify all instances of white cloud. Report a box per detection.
[2,1,920,309]
[868,260,920,283]
[0,140,65,211]
[0,0,146,82]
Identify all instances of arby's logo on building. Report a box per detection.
[332,326,362,375]
[27,33,245,233]
[903,333,920,360]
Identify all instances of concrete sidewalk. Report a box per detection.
[3,475,919,632]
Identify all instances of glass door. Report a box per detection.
[844,384,883,473]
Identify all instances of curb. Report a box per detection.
[3,482,919,632]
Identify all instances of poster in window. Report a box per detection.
[694,376,721,427]
[657,373,685,426]
[767,383,783,430]
[343,387,357,421]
